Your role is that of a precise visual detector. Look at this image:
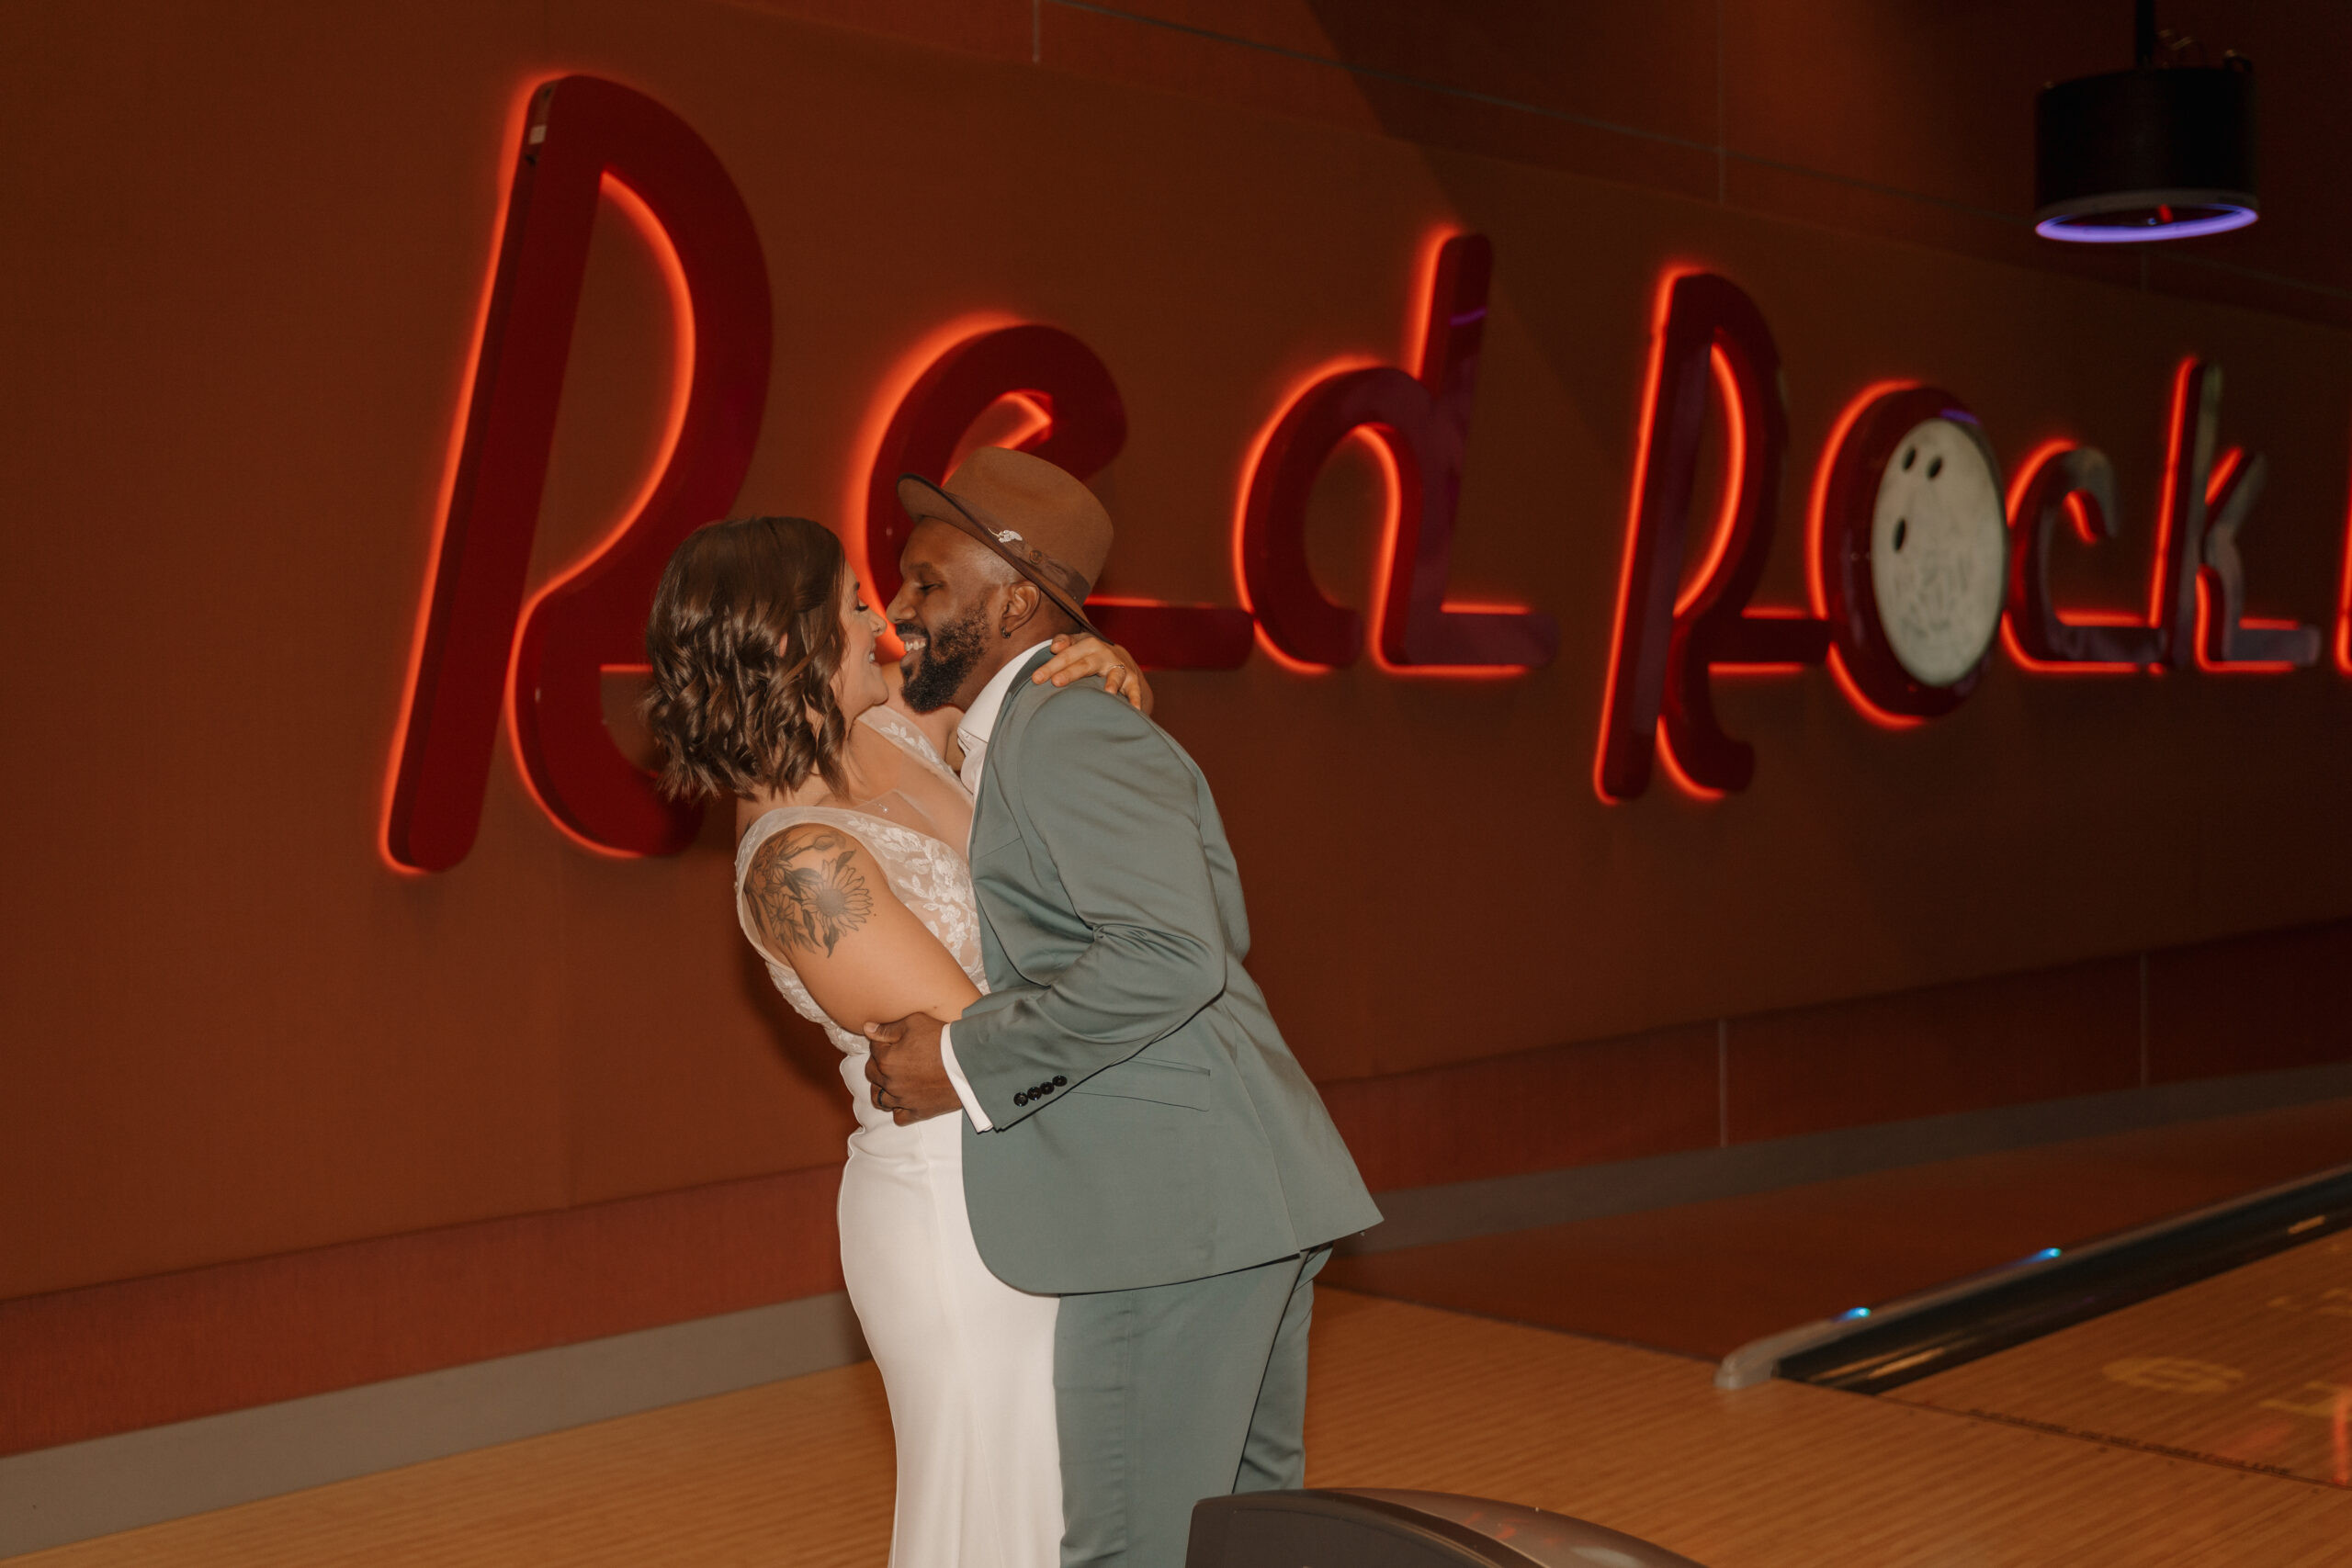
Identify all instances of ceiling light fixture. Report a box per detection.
[2034,0,2256,243]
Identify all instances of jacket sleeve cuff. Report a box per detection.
[938,1023,993,1132]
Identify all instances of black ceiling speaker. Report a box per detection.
[2034,0,2256,242]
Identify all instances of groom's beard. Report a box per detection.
[897,604,990,714]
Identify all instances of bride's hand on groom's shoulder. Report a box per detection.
[863,1013,960,1125]
[1033,635,1153,716]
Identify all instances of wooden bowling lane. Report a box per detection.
[14,1290,2350,1567]
[1890,1231,2352,1488]
[6,1350,902,1568]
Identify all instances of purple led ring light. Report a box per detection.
[2033,187,2258,243]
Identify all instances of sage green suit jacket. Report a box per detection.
[953,652,1381,1295]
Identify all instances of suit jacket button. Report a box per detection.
[1013,1092,1029,1107]
[1040,1083,1054,1094]
[1053,1076,1067,1086]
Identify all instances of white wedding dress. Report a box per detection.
[734,708,1061,1568]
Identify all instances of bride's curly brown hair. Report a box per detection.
[642,516,854,803]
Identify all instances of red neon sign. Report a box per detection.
[2150,358,2218,671]
[860,324,1252,669]
[2188,414,2323,673]
[1596,272,1829,800]
[389,80,2348,865]
[1815,385,2006,723]
[2141,358,2316,675]
[2004,442,2165,671]
[383,75,770,872]
[1238,232,1558,672]
[2002,362,2320,680]
[1595,300,2331,800]
[2338,435,2352,675]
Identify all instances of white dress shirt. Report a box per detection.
[937,641,1054,1131]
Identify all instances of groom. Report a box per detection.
[865,446,1380,1568]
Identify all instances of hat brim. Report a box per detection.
[895,472,1102,638]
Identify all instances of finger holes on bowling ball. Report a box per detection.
[1928,456,1944,479]
[1894,518,1908,551]
[1901,446,1917,470]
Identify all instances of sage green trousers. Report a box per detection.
[1053,1246,1330,1568]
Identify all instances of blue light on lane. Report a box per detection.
[1839,1307,1871,1321]
[2037,1247,2063,1261]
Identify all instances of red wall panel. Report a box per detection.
[1726,957,2143,1144]
[1321,1021,1721,1194]
[2148,922,2352,1082]
[0,1166,842,1459]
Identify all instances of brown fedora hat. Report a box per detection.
[898,447,1110,637]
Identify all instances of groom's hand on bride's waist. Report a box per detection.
[862,1014,960,1125]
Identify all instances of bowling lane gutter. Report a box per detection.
[1713,1159,2352,1393]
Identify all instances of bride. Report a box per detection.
[639,513,1148,1568]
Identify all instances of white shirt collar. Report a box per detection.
[955,640,1055,783]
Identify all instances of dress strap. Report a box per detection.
[859,705,967,792]
[734,804,896,881]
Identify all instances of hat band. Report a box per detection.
[998,537,1091,604]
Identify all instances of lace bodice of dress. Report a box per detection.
[733,709,984,1055]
